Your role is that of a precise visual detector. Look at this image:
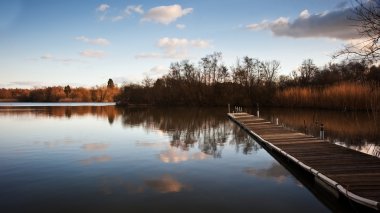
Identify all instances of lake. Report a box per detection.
[1,104,373,212]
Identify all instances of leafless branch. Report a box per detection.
[334,0,380,63]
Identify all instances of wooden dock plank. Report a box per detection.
[228,112,380,210]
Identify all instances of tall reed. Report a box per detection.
[275,82,380,112]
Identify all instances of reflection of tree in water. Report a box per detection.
[1,106,261,157]
[120,107,261,157]
[65,107,72,118]
[230,125,261,155]
[0,105,120,121]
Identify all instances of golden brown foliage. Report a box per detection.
[0,86,120,102]
[275,82,380,111]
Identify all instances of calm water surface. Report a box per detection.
[0,104,338,212]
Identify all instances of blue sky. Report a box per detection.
[0,0,359,88]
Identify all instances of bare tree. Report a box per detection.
[298,59,318,85]
[168,62,181,80]
[216,65,229,83]
[142,76,153,88]
[334,0,380,63]
[181,60,197,83]
[199,52,222,84]
[261,60,280,85]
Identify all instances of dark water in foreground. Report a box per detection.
[0,104,356,212]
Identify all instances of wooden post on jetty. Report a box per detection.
[256,103,260,117]
[320,124,324,140]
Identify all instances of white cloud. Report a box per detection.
[111,16,124,22]
[158,37,211,58]
[100,5,144,22]
[190,39,211,48]
[125,5,144,15]
[75,36,110,46]
[158,37,188,50]
[142,4,193,25]
[80,50,106,58]
[246,6,360,40]
[136,37,211,59]
[97,4,110,12]
[299,9,310,19]
[176,24,186,29]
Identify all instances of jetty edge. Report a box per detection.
[228,112,380,211]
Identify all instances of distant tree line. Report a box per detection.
[116,52,380,111]
[116,52,281,106]
[0,79,119,102]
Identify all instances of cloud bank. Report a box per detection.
[246,6,360,40]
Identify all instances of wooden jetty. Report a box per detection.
[228,112,380,210]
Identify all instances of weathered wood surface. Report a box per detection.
[228,112,380,210]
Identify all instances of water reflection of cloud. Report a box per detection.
[244,163,290,184]
[98,175,188,195]
[145,175,188,193]
[80,155,112,165]
[135,140,167,148]
[159,147,209,163]
[81,143,109,151]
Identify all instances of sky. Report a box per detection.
[0,0,361,88]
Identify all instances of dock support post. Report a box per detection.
[320,124,324,140]
[276,118,279,125]
[256,103,260,117]
[228,104,230,113]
